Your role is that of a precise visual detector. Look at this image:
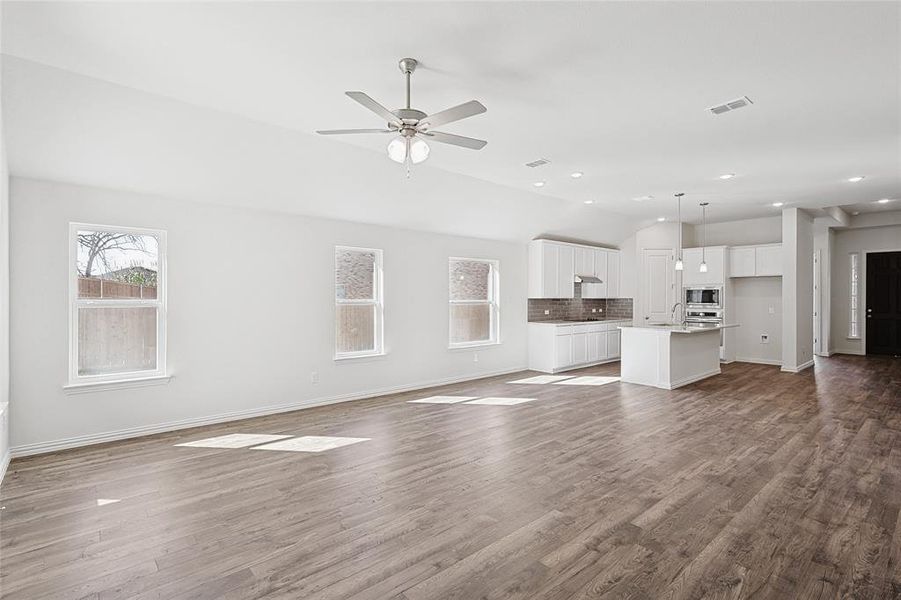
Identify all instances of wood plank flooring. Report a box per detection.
[2,355,900,599]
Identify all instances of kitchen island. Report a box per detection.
[619,324,739,389]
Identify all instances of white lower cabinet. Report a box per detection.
[554,334,572,369]
[588,331,607,362]
[572,332,589,364]
[607,330,621,358]
[529,321,627,373]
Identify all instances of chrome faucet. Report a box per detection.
[671,302,684,326]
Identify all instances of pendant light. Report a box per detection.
[674,193,685,271]
[699,202,709,273]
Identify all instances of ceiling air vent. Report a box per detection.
[525,158,551,168]
[708,96,753,115]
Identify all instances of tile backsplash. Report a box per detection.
[528,283,633,322]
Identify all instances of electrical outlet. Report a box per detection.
[473,352,479,363]
[311,371,319,384]
[768,306,775,315]
[544,309,550,315]
[760,334,769,344]
[591,308,597,313]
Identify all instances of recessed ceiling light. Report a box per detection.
[847,176,865,183]
[772,202,784,207]
[583,200,594,205]
[719,173,736,180]
[877,198,892,204]
[656,217,666,222]
[853,211,860,215]
[570,171,584,179]
[633,195,654,202]
[533,181,546,188]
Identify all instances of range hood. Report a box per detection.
[574,274,603,284]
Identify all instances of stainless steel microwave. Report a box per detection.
[684,286,723,308]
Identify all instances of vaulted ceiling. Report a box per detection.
[2,1,899,242]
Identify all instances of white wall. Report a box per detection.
[0,6,10,476]
[781,208,814,371]
[9,177,529,452]
[0,120,9,477]
[831,224,901,355]
[732,278,783,365]
[687,216,782,247]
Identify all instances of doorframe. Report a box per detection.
[813,249,821,355]
[863,248,901,355]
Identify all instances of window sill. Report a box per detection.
[448,341,501,351]
[63,375,172,395]
[334,352,387,363]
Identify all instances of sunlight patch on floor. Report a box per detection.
[407,395,479,404]
[175,433,292,448]
[250,436,371,453]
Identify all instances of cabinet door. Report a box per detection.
[555,334,573,368]
[607,330,621,358]
[606,250,619,298]
[755,245,782,276]
[729,247,756,277]
[592,331,608,362]
[556,244,575,299]
[705,247,725,284]
[587,332,599,362]
[572,332,589,364]
[681,248,704,286]
[574,246,594,277]
[538,243,558,298]
[583,248,607,299]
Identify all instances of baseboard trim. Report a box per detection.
[734,357,783,366]
[10,365,528,458]
[667,368,722,390]
[0,450,10,485]
[780,359,815,373]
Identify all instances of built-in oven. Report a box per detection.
[684,286,723,309]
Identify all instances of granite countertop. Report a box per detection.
[529,318,632,326]
[622,323,739,334]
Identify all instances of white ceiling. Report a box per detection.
[2,1,899,239]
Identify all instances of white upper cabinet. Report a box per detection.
[606,250,620,298]
[582,248,608,299]
[574,246,595,278]
[729,247,756,277]
[528,240,621,299]
[727,243,782,277]
[528,240,575,298]
[754,244,782,276]
[682,246,726,285]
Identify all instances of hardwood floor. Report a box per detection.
[2,355,900,599]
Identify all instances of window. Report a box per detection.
[335,246,383,358]
[849,252,860,339]
[69,224,167,385]
[449,258,500,347]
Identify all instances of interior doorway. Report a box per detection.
[866,251,901,356]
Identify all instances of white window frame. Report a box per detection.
[67,222,168,387]
[848,252,860,339]
[448,257,501,349]
[334,246,384,360]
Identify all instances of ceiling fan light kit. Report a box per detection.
[317,58,487,177]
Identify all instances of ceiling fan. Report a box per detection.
[316,58,487,174]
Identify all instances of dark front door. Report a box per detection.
[866,251,901,356]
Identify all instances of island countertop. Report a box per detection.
[619,323,739,334]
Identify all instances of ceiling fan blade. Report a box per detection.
[419,100,486,129]
[316,128,394,135]
[420,130,487,150]
[345,91,401,126]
